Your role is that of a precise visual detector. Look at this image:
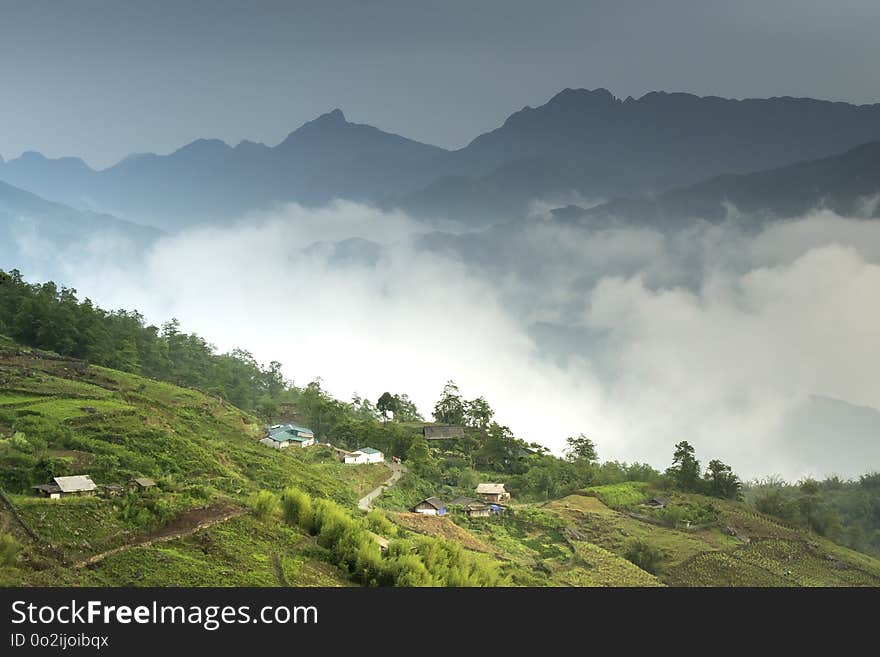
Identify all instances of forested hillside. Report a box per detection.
[1,270,879,586]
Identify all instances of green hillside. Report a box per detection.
[1,339,879,587]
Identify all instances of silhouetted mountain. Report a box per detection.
[396,89,880,222]
[4,90,880,227]
[0,110,448,229]
[562,141,880,228]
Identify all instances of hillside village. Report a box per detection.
[1,273,880,586]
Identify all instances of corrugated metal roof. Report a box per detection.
[423,425,465,439]
[53,475,97,493]
[132,477,156,487]
[269,423,314,438]
[266,430,312,443]
[32,483,62,493]
[476,483,507,494]
[358,447,382,455]
[416,497,447,510]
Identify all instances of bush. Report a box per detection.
[281,487,313,529]
[0,533,21,567]
[250,490,279,521]
[364,509,397,538]
[624,539,664,574]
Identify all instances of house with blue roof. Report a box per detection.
[259,423,316,450]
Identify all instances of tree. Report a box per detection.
[464,396,494,430]
[703,459,742,499]
[376,392,396,422]
[666,441,701,492]
[406,435,439,478]
[391,393,423,422]
[475,423,519,471]
[564,434,598,463]
[433,380,465,425]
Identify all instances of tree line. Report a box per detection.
[0,269,285,413]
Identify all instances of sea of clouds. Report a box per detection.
[8,200,880,480]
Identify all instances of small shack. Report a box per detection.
[476,483,510,504]
[32,475,98,499]
[344,448,384,464]
[644,497,668,509]
[412,497,447,516]
[461,502,492,518]
[423,425,465,440]
[102,484,125,498]
[130,477,157,492]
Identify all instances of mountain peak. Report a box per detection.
[175,138,231,155]
[547,87,617,106]
[320,108,346,122]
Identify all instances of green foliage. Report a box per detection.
[666,441,701,492]
[280,487,313,529]
[279,487,505,586]
[624,539,665,574]
[406,435,439,478]
[0,532,21,567]
[391,394,423,422]
[376,392,395,421]
[585,482,650,508]
[565,434,598,463]
[746,475,879,554]
[704,459,742,500]
[364,509,398,538]
[433,381,465,425]
[0,270,285,414]
[251,490,280,521]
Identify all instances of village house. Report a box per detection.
[343,447,384,464]
[32,475,98,499]
[476,483,511,504]
[449,496,495,518]
[102,484,125,498]
[412,497,447,516]
[461,502,493,518]
[260,423,316,449]
[422,425,465,441]
[130,477,157,492]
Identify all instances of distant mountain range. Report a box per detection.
[4,88,880,228]
[557,140,880,228]
[0,179,158,279]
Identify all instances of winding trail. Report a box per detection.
[358,461,407,512]
[75,504,245,568]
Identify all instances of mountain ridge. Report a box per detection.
[4,88,880,227]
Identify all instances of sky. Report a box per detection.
[2,0,880,168]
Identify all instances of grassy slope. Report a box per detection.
[2,341,879,587]
[0,342,385,586]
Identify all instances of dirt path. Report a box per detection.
[75,503,245,568]
[358,462,407,512]
[270,552,289,586]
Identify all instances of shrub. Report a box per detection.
[281,487,313,529]
[624,539,664,574]
[0,533,21,567]
[364,509,397,537]
[250,490,279,521]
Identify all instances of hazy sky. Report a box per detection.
[2,0,879,168]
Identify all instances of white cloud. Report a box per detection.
[52,203,880,480]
